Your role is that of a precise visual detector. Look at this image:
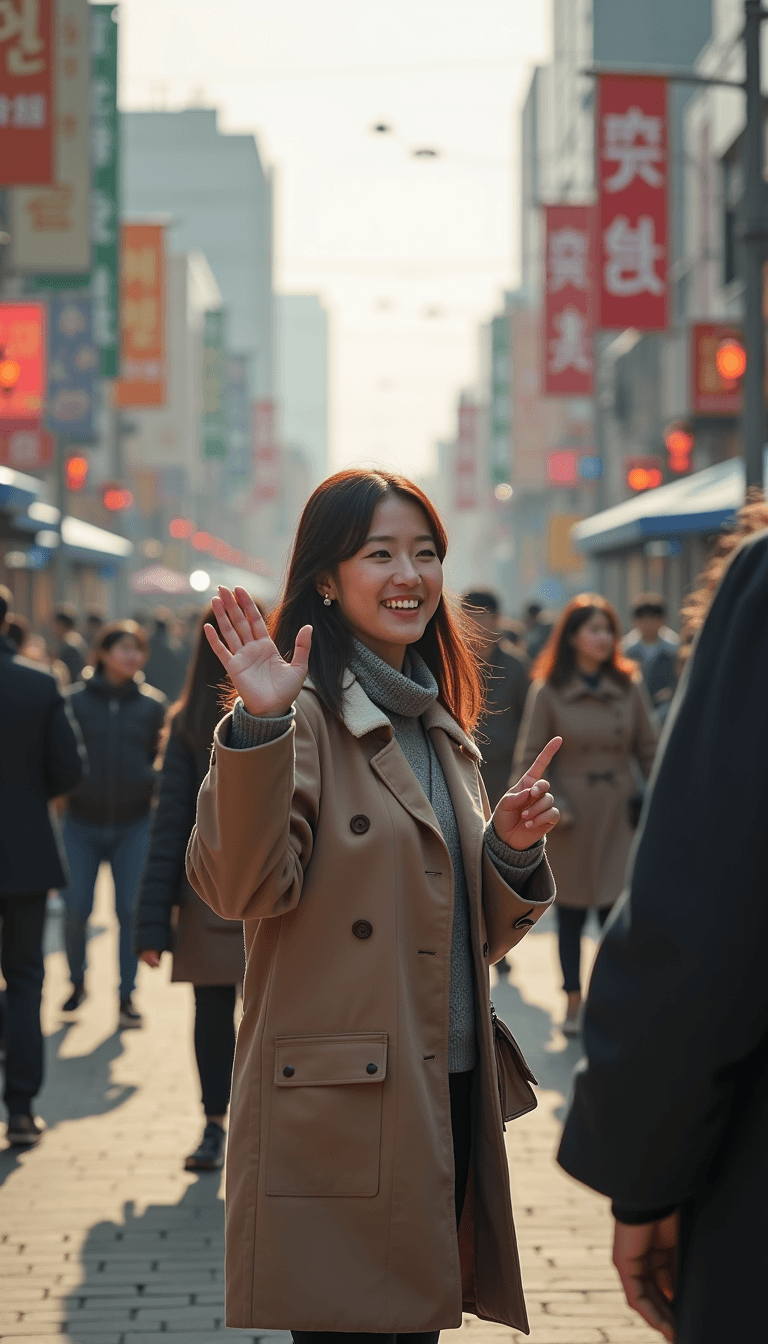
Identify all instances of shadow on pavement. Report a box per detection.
[38,1023,137,1127]
[61,1174,277,1344]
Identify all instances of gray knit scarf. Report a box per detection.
[349,641,477,1072]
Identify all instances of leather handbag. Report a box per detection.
[491,1003,538,1125]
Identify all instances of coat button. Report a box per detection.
[282,1065,295,1077]
[366,1063,378,1074]
[352,919,373,939]
[350,814,370,834]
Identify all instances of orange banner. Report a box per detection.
[113,223,166,407]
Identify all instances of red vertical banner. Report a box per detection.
[596,75,669,331]
[0,301,46,428]
[0,0,55,186]
[113,224,166,407]
[251,399,281,502]
[543,205,594,395]
[454,400,479,510]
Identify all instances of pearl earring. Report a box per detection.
[323,595,332,607]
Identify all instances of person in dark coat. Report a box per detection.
[143,608,187,701]
[557,529,768,1344]
[62,621,166,1030]
[621,593,679,724]
[52,605,87,684]
[461,589,530,809]
[0,586,85,1146]
[135,606,245,1172]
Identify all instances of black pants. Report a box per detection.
[557,904,613,993]
[0,893,47,1116]
[193,984,237,1117]
[291,1070,473,1344]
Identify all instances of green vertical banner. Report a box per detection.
[489,314,511,486]
[90,5,120,376]
[202,310,228,458]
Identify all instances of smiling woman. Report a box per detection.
[187,467,561,1340]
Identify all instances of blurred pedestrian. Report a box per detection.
[144,606,186,701]
[61,621,166,1029]
[514,594,658,1036]
[622,593,679,724]
[134,606,245,1172]
[51,605,87,684]
[523,600,553,661]
[83,611,104,647]
[557,530,768,1344]
[5,612,28,652]
[461,590,529,806]
[187,469,560,1338]
[0,586,84,1146]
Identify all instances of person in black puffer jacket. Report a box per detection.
[134,605,246,1172]
[63,621,166,1029]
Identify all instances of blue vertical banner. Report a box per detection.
[46,296,99,439]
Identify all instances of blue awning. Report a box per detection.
[0,464,42,512]
[8,498,133,566]
[572,458,745,555]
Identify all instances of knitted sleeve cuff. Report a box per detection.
[229,699,295,750]
[484,820,545,884]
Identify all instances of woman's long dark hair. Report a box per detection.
[168,606,231,754]
[533,593,635,689]
[243,469,483,733]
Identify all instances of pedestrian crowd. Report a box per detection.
[1,473,767,1344]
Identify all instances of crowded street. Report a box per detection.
[3,1,768,1343]
[1,876,655,1344]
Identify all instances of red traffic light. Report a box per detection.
[65,454,89,492]
[715,336,747,383]
[169,517,195,540]
[0,356,21,393]
[102,484,134,512]
[626,457,663,492]
[663,423,695,474]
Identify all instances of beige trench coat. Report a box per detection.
[513,673,658,909]
[187,675,555,1334]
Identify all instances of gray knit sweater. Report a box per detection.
[229,642,545,1072]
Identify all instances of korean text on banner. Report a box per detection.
[90,4,119,376]
[596,75,668,331]
[0,0,54,186]
[113,224,166,408]
[251,399,280,500]
[0,303,46,428]
[11,0,90,272]
[453,401,479,511]
[201,311,228,459]
[544,205,594,395]
[46,297,98,438]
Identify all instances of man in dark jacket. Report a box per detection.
[557,531,768,1344]
[622,593,679,724]
[51,605,87,684]
[461,589,530,807]
[0,587,85,1146]
[143,609,186,701]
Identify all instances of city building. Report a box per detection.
[275,294,329,486]
[123,108,274,399]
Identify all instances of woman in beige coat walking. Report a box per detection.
[187,469,561,1342]
[514,594,658,1037]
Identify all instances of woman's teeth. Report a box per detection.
[383,599,420,610]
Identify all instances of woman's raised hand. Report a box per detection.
[492,737,562,852]
[205,586,312,718]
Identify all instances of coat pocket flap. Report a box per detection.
[275,1033,388,1086]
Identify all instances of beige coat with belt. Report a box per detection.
[513,673,658,909]
[186,675,555,1334]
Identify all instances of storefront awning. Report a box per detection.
[0,464,42,513]
[572,458,744,555]
[7,498,133,566]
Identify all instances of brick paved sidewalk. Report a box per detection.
[0,873,655,1344]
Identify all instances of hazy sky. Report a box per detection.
[119,0,550,476]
